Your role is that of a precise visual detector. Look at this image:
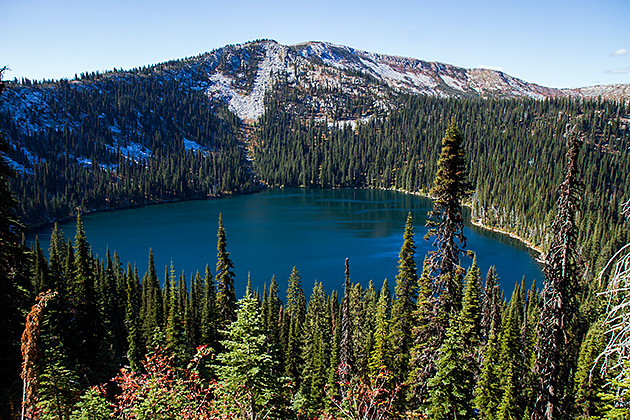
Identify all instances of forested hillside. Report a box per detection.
[3,118,626,419]
[1,68,258,227]
[254,92,630,271]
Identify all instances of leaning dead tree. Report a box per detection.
[596,199,630,392]
[21,290,57,420]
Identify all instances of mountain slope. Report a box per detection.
[1,39,629,228]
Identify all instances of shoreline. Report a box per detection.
[27,184,545,263]
[386,187,545,260]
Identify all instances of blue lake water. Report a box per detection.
[29,188,542,298]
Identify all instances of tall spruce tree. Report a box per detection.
[532,124,585,420]
[217,288,280,420]
[215,213,237,328]
[141,249,163,344]
[283,267,306,388]
[426,257,481,419]
[71,214,103,383]
[426,118,473,319]
[200,265,217,348]
[340,258,354,384]
[497,284,526,419]
[124,263,142,371]
[389,213,418,384]
[407,259,439,407]
[369,278,391,376]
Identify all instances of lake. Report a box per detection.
[28,188,542,298]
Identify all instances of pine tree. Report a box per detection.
[283,266,306,387]
[216,288,280,420]
[369,278,391,376]
[407,259,439,407]
[532,125,585,420]
[496,285,526,419]
[70,214,102,382]
[124,263,142,371]
[389,213,418,383]
[426,315,476,420]
[142,249,163,344]
[200,265,217,349]
[426,118,473,318]
[215,213,236,328]
[340,258,354,384]
[426,257,481,419]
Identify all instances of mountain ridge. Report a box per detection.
[4,39,629,128]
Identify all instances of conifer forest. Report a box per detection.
[2,64,630,420]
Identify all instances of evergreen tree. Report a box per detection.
[142,249,163,344]
[215,213,237,328]
[426,257,481,419]
[407,259,439,407]
[264,275,283,373]
[124,263,142,371]
[532,125,585,420]
[283,266,306,387]
[482,266,503,343]
[165,263,186,364]
[475,326,502,419]
[573,320,607,419]
[216,288,280,420]
[340,258,354,384]
[200,265,216,347]
[369,278,391,376]
[426,316,476,420]
[300,281,329,413]
[389,213,418,383]
[71,214,103,383]
[426,118,473,318]
[496,285,526,419]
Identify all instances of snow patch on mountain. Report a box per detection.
[207,42,288,121]
[104,142,152,162]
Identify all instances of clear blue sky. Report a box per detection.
[2,0,629,89]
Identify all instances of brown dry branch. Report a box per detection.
[20,290,57,420]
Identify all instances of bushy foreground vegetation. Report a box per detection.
[2,116,629,420]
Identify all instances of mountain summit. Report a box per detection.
[191,40,629,120]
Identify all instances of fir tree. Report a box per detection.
[283,266,306,387]
[426,316,476,420]
[71,214,103,383]
[407,259,439,407]
[496,285,526,419]
[389,213,418,383]
[142,249,163,344]
[216,288,280,420]
[340,258,354,384]
[215,213,237,328]
[426,118,472,319]
[124,263,142,371]
[200,265,217,348]
[369,278,391,376]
